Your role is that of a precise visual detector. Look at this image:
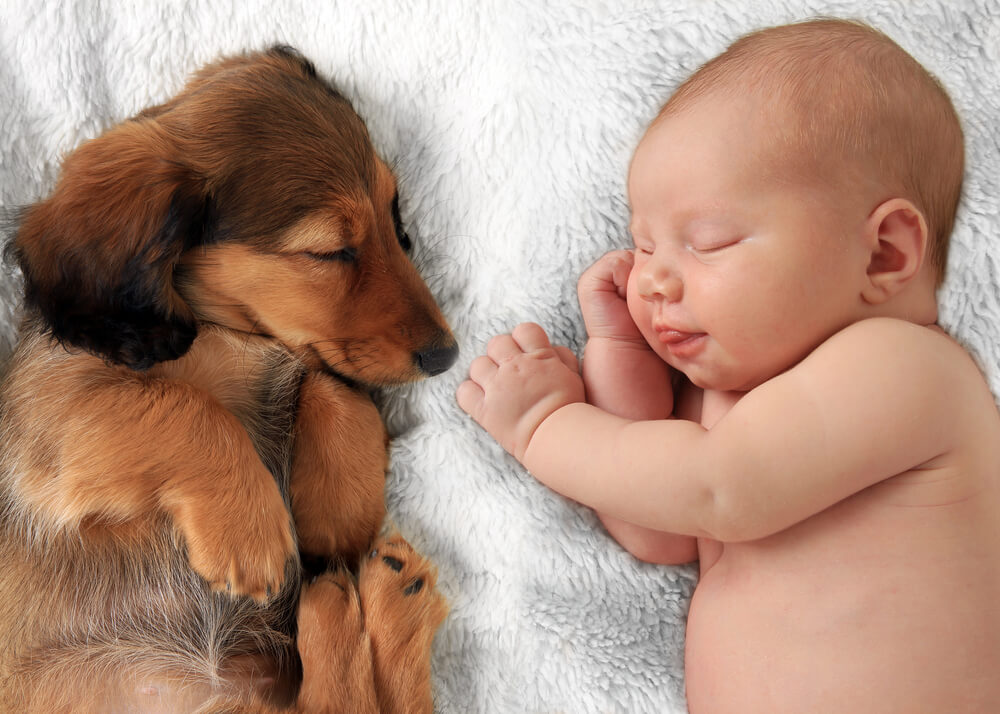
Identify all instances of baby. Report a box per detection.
[457,18,1000,714]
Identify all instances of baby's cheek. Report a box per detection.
[625,290,653,344]
[625,278,643,321]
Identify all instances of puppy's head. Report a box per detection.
[10,47,457,383]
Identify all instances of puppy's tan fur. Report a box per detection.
[0,47,452,712]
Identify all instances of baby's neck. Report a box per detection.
[700,389,743,429]
[685,321,946,430]
[675,379,743,429]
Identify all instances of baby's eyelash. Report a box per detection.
[688,234,745,253]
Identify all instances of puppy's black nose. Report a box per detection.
[415,342,459,376]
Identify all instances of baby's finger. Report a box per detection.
[456,378,485,417]
[486,334,522,362]
[511,322,552,352]
[553,345,580,373]
[578,250,632,292]
[468,354,498,385]
[610,252,635,295]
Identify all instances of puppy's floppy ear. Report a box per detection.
[9,120,213,370]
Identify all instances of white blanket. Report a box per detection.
[2,2,998,712]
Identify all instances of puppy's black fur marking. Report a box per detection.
[13,180,215,371]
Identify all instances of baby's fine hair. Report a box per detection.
[660,18,963,283]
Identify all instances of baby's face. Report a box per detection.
[625,95,873,391]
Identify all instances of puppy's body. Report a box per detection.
[0,48,454,712]
[0,327,302,710]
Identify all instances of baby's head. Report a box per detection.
[651,18,963,284]
[625,19,965,391]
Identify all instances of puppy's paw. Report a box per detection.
[298,569,364,658]
[180,480,296,603]
[359,534,448,663]
[296,569,379,713]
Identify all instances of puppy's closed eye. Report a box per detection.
[304,247,358,263]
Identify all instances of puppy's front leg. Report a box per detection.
[6,361,295,601]
[290,372,387,564]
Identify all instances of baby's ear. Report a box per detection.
[860,198,929,305]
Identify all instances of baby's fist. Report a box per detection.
[578,250,643,342]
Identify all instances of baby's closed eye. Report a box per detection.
[688,234,744,254]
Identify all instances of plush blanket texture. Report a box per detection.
[1,2,998,712]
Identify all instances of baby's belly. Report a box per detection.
[685,491,1000,714]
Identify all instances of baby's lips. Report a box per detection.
[654,325,706,344]
[657,329,692,344]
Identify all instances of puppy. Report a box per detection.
[0,47,455,712]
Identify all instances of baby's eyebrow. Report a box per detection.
[681,203,752,231]
[628,209,742,242]
[683,216,736,234]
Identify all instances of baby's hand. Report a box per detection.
[578,250,643,342]
[457,323,585,462]
[578,250,674,418]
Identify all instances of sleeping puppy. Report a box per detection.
[0,46,454,713]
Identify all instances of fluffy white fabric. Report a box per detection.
[1,2,997,711]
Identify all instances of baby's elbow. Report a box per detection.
[638,540,698,565]
[621,532,698,566]
[599,513,698,564]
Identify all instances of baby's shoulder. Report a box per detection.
[820,317,971,368]
[813,317,997,421]
[792,318,999,469]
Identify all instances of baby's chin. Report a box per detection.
[645,334,781,392]
[678,366,771,394]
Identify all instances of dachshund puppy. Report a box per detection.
[0,47,454,713]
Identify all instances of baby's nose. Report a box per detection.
[638,261,683,303]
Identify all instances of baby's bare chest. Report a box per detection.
[685,478,1000,713]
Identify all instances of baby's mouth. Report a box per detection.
[656,328,702,344]
[654,326,708,357]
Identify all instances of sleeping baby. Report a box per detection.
[458,18,1000,713]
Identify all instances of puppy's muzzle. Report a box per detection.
[415,340,459,376]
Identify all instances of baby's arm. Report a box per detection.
[460,318,964,541]
[577,250,674,417]
[577,251,696,563]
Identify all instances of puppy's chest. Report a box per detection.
[233,355,304,486]
[154,331,305,482]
